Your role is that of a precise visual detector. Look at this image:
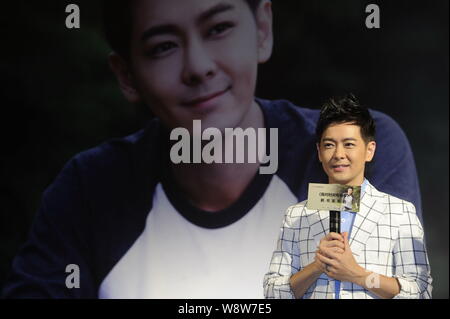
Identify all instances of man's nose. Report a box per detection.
[333,144,346,160]
[181,39,217,86]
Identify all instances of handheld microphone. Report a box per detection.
[329,210,340,233]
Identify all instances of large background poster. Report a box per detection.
[1,0,448,298]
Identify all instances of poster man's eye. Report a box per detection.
[148,42,177,57]
[208,22,234,37]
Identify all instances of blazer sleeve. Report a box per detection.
[263,205,300,299]
[392,202,432,299]
[2,158,97,298]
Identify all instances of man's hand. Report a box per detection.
[318,232,345,256]
[313,250,326,273]
[317,232,365,284]
[314,232,345,273]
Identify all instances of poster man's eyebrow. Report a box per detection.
[141,25,178,42]
[198,3,235,24]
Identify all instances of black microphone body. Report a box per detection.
[329,210,340,233]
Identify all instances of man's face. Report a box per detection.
[116,0,272,132]
[317,123,376,186]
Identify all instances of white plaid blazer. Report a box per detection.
[264,181,432,299]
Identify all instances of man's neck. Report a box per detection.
[169,101,265,212]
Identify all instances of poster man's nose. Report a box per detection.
[182,41,217,86]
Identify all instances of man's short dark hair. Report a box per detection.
[102,0,264,61]
[316,94,376,144]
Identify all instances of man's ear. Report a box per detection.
[255,0,274,64]
[108,52,141,103]
[365,141,376,162]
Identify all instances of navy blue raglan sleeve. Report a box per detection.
[2,157,97,298]
[370,110,423,222]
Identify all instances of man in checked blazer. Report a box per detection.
[263,95,432,299]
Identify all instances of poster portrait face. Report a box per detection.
[109,0,273,133]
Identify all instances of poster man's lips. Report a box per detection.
[182,87,230,107]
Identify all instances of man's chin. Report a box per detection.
[329,175,351,185]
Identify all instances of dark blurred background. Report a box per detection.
[1,0,448,298]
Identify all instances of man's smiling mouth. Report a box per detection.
[331,164,350,172]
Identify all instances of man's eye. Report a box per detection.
[208,22,234,37]
[148,42,177,57]
[345,143,355,148]
[324,143,334,148]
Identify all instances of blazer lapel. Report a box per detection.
[306,209,330,248]
[349,182,386,258]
